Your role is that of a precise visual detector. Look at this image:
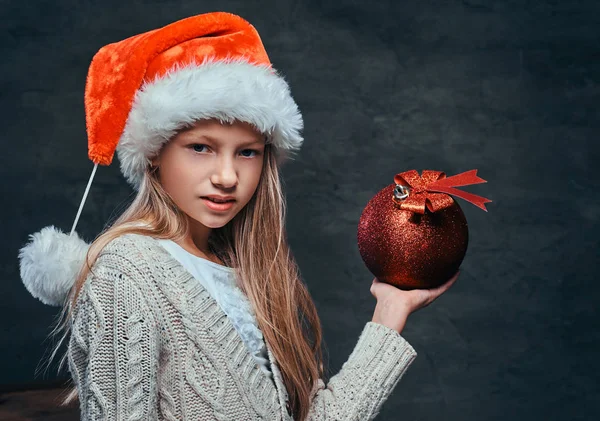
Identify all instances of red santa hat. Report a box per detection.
[19,12,303,306]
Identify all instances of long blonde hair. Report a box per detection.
[50,141,324,420]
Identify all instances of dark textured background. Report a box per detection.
[2,0,599,420]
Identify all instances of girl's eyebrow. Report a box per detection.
[181,133,217,143]
[184,134,264,147]
[238,139,266,147]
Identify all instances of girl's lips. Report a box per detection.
[201,197,235,211]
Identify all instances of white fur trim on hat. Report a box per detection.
[116,58,304,190]
[19,226,90,306]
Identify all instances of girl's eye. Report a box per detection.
[191,144,208,153]
[189,144,259,157]
[240,149,259,158]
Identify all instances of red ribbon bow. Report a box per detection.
[393,169,492,215]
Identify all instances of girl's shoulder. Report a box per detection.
[73,233,167,325]
[91,232,165,281]
[102,232,158,253]
[77,233,168,308]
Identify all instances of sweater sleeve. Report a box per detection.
[306,322,417,421]
[67,253,161,421]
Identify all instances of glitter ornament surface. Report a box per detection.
[357,184,469,290]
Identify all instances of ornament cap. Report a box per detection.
[392,184,410,202]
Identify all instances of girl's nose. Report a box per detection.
[210,158,238,188]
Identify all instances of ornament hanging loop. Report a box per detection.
[393,184,410,203]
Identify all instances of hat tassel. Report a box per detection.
[19,164,98,306]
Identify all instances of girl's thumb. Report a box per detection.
[370,278,379,298]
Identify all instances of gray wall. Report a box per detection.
[2,0,598,420]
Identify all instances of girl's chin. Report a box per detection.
[187,215,233,229]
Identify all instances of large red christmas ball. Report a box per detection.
[357,184,469,290]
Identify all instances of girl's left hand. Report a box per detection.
[370,270,460,334]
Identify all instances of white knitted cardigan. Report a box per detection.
[155,238,273,379]
[67,233,417,420]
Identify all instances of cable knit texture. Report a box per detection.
[156,239,273,378]
[67,233,418,420]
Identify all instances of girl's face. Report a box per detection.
[153,119,266,231]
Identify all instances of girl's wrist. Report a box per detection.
[371,299,410,334]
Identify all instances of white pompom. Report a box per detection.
[19,226,90,306]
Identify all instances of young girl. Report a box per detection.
[19,12,458,420]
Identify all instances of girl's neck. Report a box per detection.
[177,223,224,266]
